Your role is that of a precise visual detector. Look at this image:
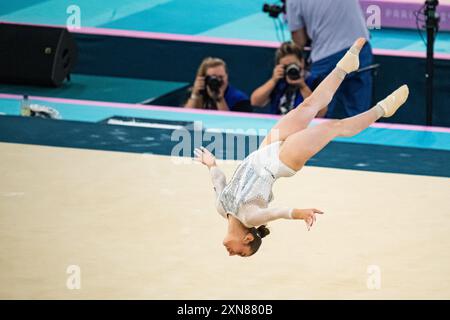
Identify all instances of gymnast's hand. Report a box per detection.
[292,208,324,231]
[194,146,217,169]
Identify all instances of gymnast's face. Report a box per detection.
[222,233,254,257]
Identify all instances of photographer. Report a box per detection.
[184,57,249,111]
[251,42,323,116]
[286,0,373,117]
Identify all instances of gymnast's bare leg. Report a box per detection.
[260,38,368,148]
[279,88,409,171]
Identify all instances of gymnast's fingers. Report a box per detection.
[306,218,312,231]
[193,152,203,162]
[200,146,211,155]
[194,150,203,158]
[313,214,317,226]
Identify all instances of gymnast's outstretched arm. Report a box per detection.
[245,207,324,231]
[194,147,226,197]
[209,166,227,197]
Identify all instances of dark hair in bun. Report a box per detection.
[248,225,270,255]
[257,225,270,238]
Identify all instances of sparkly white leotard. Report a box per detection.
[209,141,297,228]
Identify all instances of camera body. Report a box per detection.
[284,63,302,81]
[262,0,286,18]
[204,75,223,94]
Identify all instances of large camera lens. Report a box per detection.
[285,64,301,81]
[205,76,223,93]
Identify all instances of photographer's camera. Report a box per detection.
[205,75,223,96]
[262,0,286,18]
[285,64,301,81]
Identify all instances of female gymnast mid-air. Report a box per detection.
[194,38,409,257]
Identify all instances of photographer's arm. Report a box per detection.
[291,28,308,50]
[251,64,284,107]
[251,79,277,107]
[184,95,204,108]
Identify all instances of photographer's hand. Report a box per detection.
[193,76,205,95]
[272,64,285,83]
[286,76,303,87]
[185,76,205,108]
[205,83,229,111]
[216,95,230,111]
[219,82,227,99]
[298,77,307,89]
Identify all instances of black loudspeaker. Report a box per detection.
[0,23,78,87]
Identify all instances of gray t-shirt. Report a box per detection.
[286,0,369,63]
